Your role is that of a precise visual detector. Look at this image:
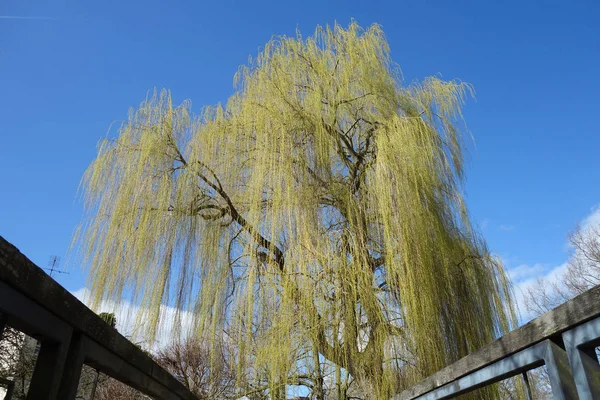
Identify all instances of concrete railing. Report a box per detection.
[0,236,198,400]
[396,284,600,400]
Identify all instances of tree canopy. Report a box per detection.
[75,22,516,399]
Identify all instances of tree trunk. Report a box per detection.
[312,343,325,400]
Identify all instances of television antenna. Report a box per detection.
[44,255,69,278]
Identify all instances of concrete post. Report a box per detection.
[0,311,6,338]
[27,339,70,400]
[563,316,600,400]
[544,339,579,400]
[57,332,86,400]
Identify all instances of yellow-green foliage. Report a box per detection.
[75,22,517,399]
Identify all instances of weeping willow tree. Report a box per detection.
[75,22,517,399]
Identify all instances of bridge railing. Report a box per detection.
[0,236,198,400]
[395,284,600,400]
[2,232,599,400]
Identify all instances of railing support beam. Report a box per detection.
[0,282,72,400]
[544,339,579,400]
[0,311,7,338]
[57,332,87,400]
[563,316,600,400]
[27,340,70,400]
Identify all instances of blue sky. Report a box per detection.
[1,0,599,319]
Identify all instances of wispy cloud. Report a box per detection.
[581,204,600,231]
[0,16,57,20]
[499,224,515,231]
[480,218,490,229]
[507,263,547,283]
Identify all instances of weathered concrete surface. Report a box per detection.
[396,283,600,399]
[0,235,197,400]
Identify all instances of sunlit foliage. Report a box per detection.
[75,22,516,399]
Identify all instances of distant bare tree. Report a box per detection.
[93,376,151,400]
[0,326,25,378]
[525,221,600,315]
[498,370,552,400]
[0,327,36,399]
[154,338,236,399]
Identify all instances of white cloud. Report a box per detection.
[71,288,195,351]
[499,224,515,231]
[480,218,490,229]
[507,263,547,283]
[581,204,600,232]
